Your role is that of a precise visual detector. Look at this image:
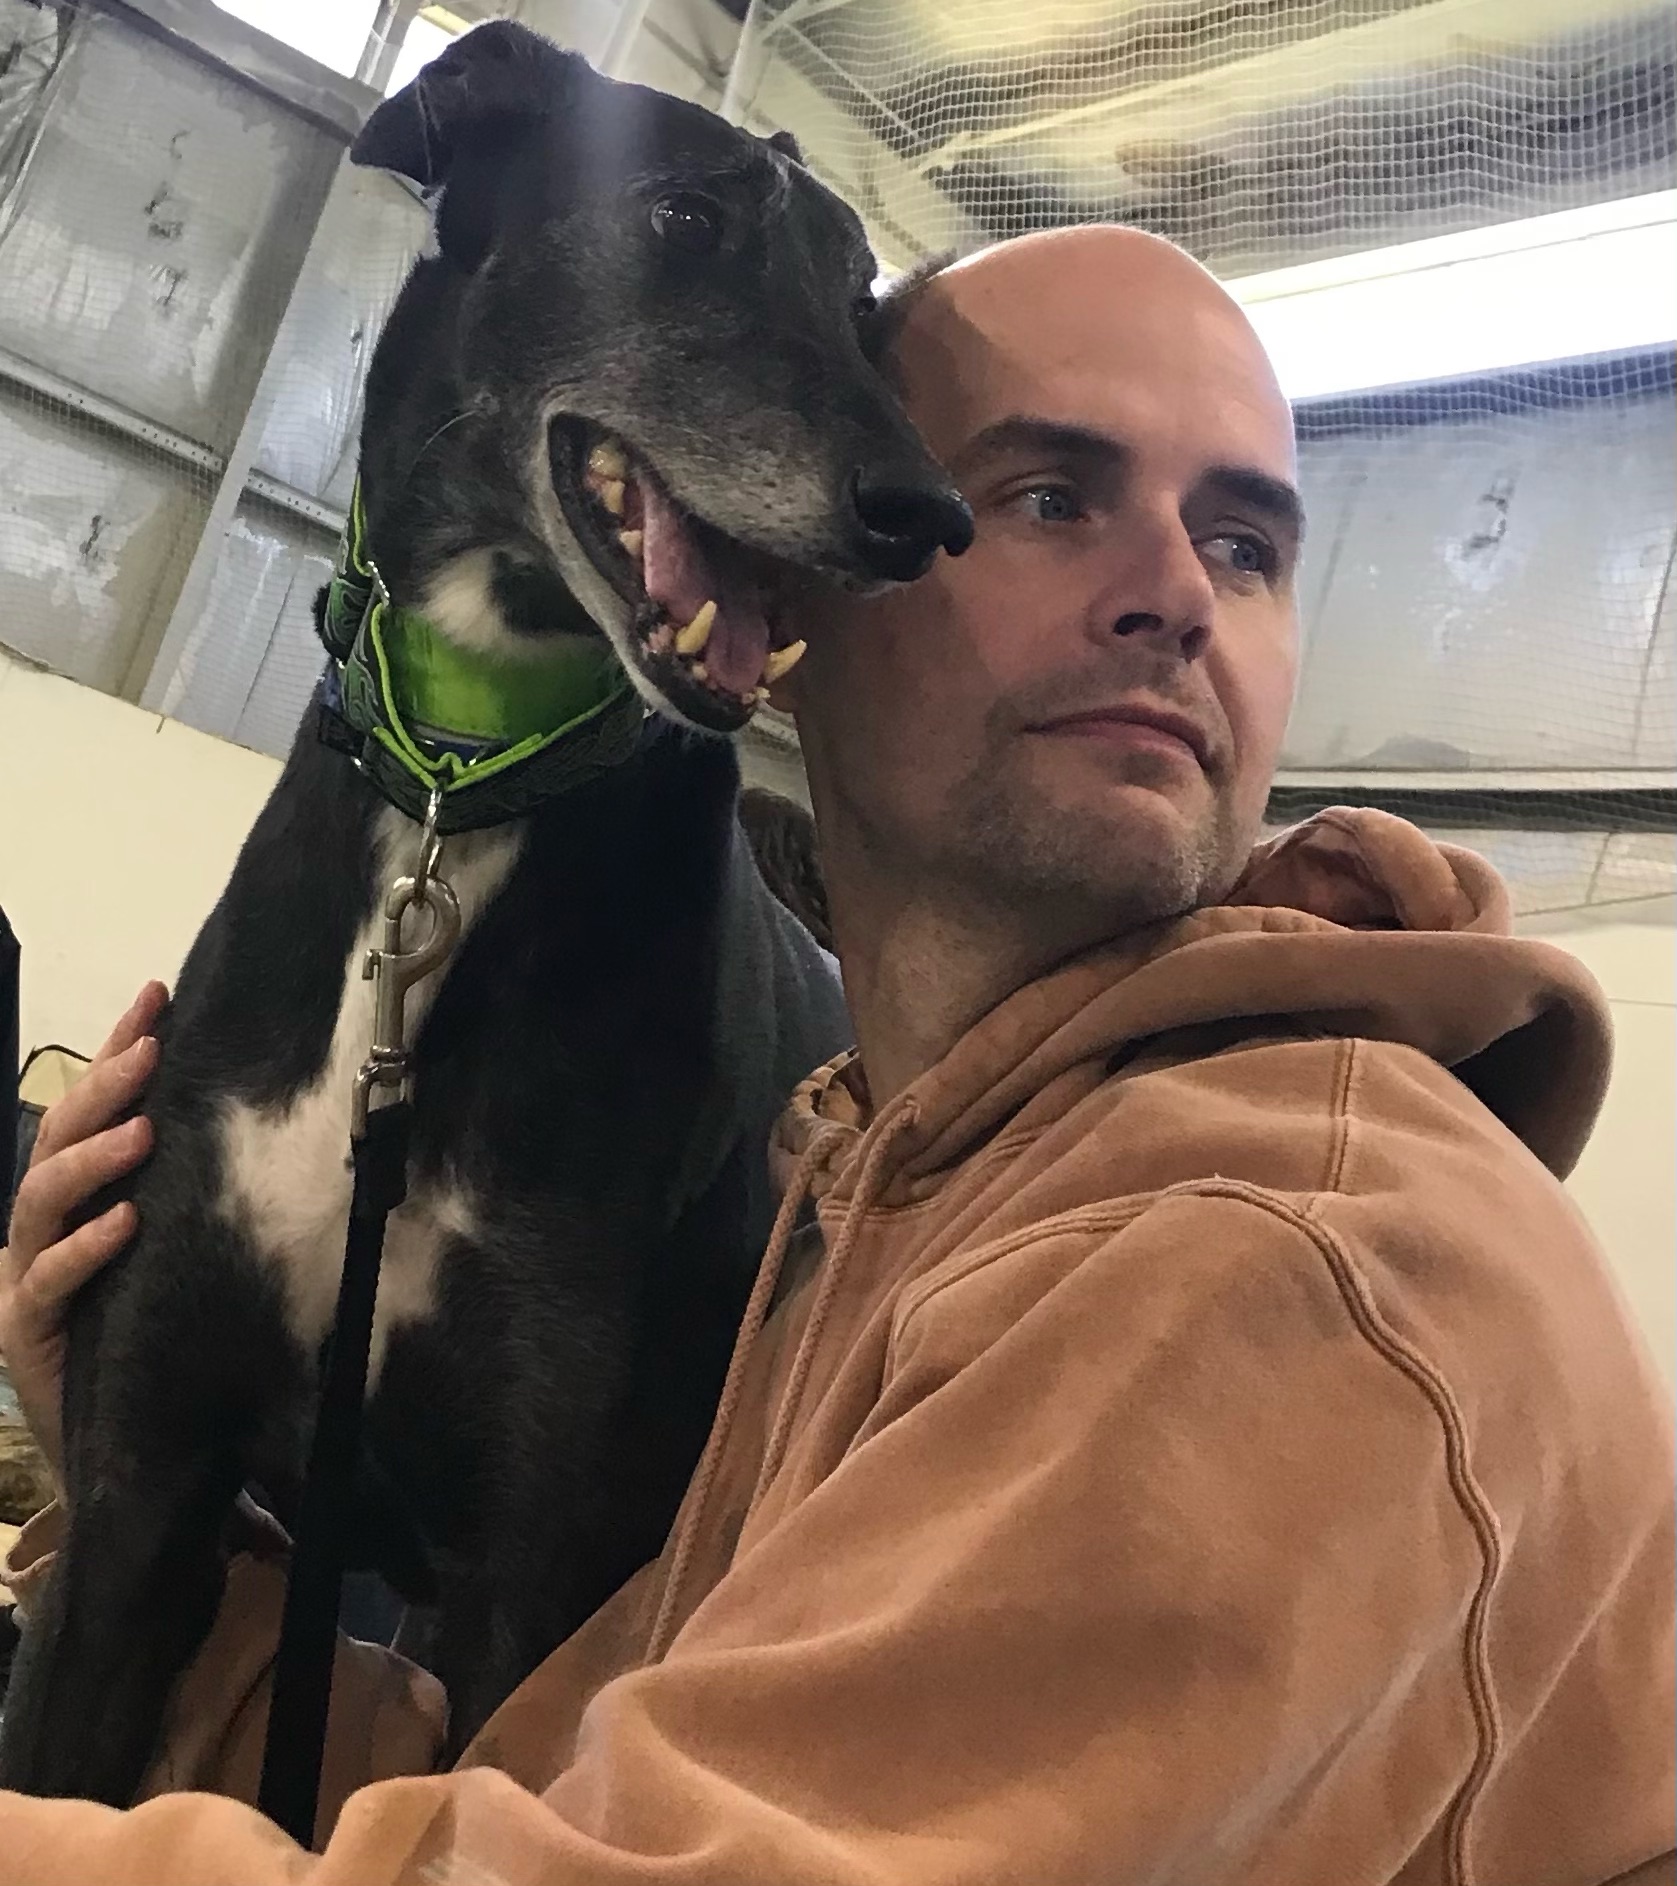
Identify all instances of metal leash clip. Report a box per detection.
[351,787,461,1140]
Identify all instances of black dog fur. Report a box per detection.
[0,23,969,1807]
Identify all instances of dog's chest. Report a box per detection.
[217,813,525,1383]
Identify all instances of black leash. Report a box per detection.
[257,1102,410,1843]
[257,810,462,1847]
[255,481,645,1843]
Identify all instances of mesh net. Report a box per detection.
[726,0,1677,921]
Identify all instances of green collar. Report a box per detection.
[316,480,645,833]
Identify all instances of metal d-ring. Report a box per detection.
[412,785,444,901]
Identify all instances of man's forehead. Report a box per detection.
[898,231,1295,478]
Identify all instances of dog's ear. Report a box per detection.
[352,21,586,192]
[765,128,804,165]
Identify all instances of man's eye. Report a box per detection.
[1019,484,1084,524]
[1204,532,1275,578]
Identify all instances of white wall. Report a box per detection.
[2,649,280,1058]
[1521,897,1675,1381]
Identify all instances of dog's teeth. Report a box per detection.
[617,528,644,558]
[588,441,628,481]
[674,600,718,657]
[761,639,807,684]
[753,686,770,704]
[691,660,709,684]
[598,479,626,517]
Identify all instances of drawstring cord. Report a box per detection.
[644,1097,918,1661]
[645,1123,845,1661]
[746,1100,917,1515]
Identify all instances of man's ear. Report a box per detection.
[766,128,804,165]
[352,21,587,200]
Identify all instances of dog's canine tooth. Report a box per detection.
[761,639,806,684]
[588,440,629,481]
[597,478,626,517]
[753,685,770,704]
[674,600,718,657]
[691,660,709,684]
[618,528,644,558]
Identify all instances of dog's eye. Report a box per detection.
[852,291,878,322]
[650,194,722,255]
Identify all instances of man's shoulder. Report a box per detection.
[899,1025,1614,1354]
[932,1025,1546,1256]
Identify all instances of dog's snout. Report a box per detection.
[849,466,975,582]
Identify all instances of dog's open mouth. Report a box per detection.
[551,421,806,734]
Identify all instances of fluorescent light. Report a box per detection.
[1228,191,1677,401]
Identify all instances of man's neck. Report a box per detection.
[827,865,1107,1109]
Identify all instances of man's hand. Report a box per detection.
[0,981,166,1488]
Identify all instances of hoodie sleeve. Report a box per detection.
[2,1188,1668,1885]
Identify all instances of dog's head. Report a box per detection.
[347,22,972,734]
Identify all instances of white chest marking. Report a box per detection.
[219,810,524,1385]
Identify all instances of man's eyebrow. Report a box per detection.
[950,416,1129,479]
[1200,464,1306,541]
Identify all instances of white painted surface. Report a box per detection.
[1,648,281,1058]
[1522,897,1676,1383]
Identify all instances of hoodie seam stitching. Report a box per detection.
[888,1200,1156,1341]
[817,1127,1047,1225]
[1320,1037,1357,1195]
[1279,1189,1505,1886]
[887,1176,1505,1886]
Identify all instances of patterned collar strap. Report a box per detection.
[316,479,645,834]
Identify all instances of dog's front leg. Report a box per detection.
[0,1442,244,1804]
[0,1211,308,1806]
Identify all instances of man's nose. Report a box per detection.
[1104,516,1214,659]
[1112,609,1210,661]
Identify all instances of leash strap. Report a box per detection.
[260,822,463,1844]
[264,482,648,1840]
[257,1100,410,1846]
[315,479,645,835]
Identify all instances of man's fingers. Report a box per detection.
[30,1036,158,1165]
[91,981,169,1067]
[17,1203,137,1316]
[10,1117,152,1263]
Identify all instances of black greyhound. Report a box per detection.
[0,23,970,1807]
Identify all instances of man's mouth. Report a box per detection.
[551,421,807,734]
[1028,703,1213,770]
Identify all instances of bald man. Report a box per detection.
[2,227,1672,1885]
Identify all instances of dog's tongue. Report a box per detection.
[639,480,770,695]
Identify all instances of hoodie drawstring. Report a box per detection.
[747,1098,918,1516]
[645,1122,847,1662]
[644,1098,918,1662]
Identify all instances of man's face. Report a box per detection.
[786,228,1302,940]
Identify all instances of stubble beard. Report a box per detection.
[941,736,1249,945]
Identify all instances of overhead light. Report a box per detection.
[1227,191,1677,401]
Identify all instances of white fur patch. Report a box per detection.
[417,549,510,657]
[218,810,524,1384]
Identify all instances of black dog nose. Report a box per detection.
[850,467,975,582]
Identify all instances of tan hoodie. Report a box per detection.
[2,809,1671,1886]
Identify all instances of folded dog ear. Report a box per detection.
[352,20,584,192]
[765,128,804,165]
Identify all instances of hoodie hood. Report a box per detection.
[776,808,1612,1200]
